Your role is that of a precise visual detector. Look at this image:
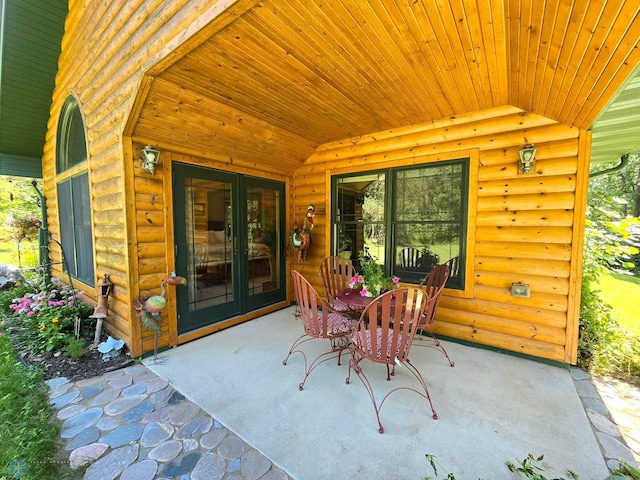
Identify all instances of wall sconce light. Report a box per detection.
[518,144,537,174]
[140,145,160,175]
[89,273,113,346]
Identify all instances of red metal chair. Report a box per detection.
[417,264,455,367]
[346,287,438,433]
[284,270,352,391]
[319,255,356,313]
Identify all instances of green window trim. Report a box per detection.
[331,157,469,289]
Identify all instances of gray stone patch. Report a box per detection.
[48,382,73,399]
[597,431,638,465]
[50,390,80,409]
[83,444,139,480]
[582,396,610,415]
[201,428,227,449]
[175,415,212,439]
[90,388,122,406]
[240,449,272,480]
[227,458,240,472]
[167,391,185,405]
[183,438,199,451]
[57,404,87,420]
[141,422,175,448]
[122,382,148,397]
[46,376,69,388]
[143,409,171,423]
[65,426,100,450]
[260,468,291,480]
[146,377,168,394]
[587,408,623,437]
[218,435,245,460]
[169,401,200,425]
[132,372,158,384]
[96,415,121,431]
[123,400,154,422]
[120,459,157,480]
[69,442,109,469]
[100,423,144,448]
[161,451,201,477]
[109,375,133,389]
[191,452,226,480]
[61,407,104,438]
[104,394,146,415]
[150,387,173,404]
[148,440,182,462]
[574,378,600,399]
[124,364,149,376]
[81,384,104,399]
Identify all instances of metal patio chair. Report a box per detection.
[319,255,356,313]
[284,270,352,391]
[416,264,455,367]
[346,287,438,433]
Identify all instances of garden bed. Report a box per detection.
[17,335,134,381]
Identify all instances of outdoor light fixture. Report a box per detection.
[140,145,160,174]
[518,144,537,174]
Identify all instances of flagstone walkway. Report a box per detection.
[47,364,291,480]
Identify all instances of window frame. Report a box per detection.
[55,95,95,287]
[329,151,477,297]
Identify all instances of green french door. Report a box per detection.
[173,163,285,335]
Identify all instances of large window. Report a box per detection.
[56,96,94,286]
[332,158,468,289]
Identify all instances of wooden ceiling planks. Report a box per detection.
[133,0,640,168]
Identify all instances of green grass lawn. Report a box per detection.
[598,272,640,333]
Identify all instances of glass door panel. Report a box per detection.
[174,164,286,334]
[244,177,285,310]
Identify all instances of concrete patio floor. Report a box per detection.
[145,306,611,479]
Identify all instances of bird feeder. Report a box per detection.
[89,273,113,346]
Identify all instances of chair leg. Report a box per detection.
[346,350,438,433]
[284,335,349,391]
[416,330,455,367]
[346,350,386,434]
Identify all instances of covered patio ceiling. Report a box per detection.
[132,0,640,172]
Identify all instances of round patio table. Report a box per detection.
[335,288,374,311]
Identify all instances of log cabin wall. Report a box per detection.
[296,106,588,364]
[42,0,267,357]
[41,0,637,359]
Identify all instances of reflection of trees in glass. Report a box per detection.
[362,177,385,243]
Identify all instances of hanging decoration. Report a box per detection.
[289,205,317,263]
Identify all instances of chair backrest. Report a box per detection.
[319,256,356,300]
[397,247,422,269]
[417,264,450,329]
[354,287,430,364]
[446,256,460,277]
[291,270,335,339]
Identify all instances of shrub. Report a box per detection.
[579,217,640,384]
[4,278,93,356]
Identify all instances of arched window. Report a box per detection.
[56,96,94,286]
[56,96,88,172]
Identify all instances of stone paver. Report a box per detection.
[48,364,292,480]
[50,362,636,479]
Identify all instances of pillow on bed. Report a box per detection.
[207,231,218,244]
[212,230,227,243]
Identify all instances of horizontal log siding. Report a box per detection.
[42,1,259,357]
[295,107,584,362]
